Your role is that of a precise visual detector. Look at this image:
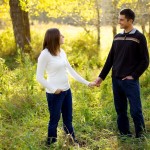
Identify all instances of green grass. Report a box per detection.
[0,24,150,150]
[1,62,150,150]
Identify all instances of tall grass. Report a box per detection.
[0,23,150,150]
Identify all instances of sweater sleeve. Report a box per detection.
[99,43,114,80]
[131,34,149,79]
[63,52,90,86]
[36,50,57,93]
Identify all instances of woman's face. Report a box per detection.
[60,33,64,45]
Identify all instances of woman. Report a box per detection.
[36,28,95,146]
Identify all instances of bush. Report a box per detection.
[0,52,38,122]
[30,30,43,60]
[63,32,101,69]
[0,28,16,57]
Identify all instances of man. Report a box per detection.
[95,8,149,138]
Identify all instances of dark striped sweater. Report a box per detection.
[99,28,149,80]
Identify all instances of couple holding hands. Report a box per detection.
[36,9,149,146]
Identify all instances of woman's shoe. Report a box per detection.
[46,137,57,146]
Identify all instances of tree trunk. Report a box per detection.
[141,23,146,34]
[112,24,117,37]
[95,0,100,47]
[112,0,117,37]
[96,21,100,47]
[149,19,150,40]
[9,0,31,53]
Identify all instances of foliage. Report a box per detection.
[63,32,101,69]
[0,27,101,66]
[0,12,150,149]
[0,27,42,60]
[0,0,10,25]
[0,52,40,150]
[29,0,102,36]
[117,0,138,8]
[0,0,150,148]
[1,55,150,149]
[0,33,150,149]
[0,28,16,57]
[30,29,43,59]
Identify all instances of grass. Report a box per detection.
[0,23,150,150]
[1,66,150,150]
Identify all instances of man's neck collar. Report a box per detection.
[121,28,137,34]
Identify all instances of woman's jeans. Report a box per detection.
[112,78,145,137]
[46,89,75,144]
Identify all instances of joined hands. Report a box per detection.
[88,77,103,88]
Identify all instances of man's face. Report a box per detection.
[118,15,133,29]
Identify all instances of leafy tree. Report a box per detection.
[32,0,102,46]
[1,0,150,54]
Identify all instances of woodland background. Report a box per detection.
[0,0,150,149]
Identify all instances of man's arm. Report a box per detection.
[131,34,149,79]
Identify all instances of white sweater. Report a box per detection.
[36,48,90,93]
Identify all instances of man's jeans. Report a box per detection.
[46,89,75,144]
[112,78,145,137]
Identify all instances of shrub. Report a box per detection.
[0,28,16,57]
[30,30,43,60]
[63,32,101,69]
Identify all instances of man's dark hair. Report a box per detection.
[120,9,135,22]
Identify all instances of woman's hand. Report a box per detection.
[54,89,63,94]
[88,82,97,88]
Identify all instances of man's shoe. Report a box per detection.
[118,131,132,141]
[136,132,145,138]
[120,131,132,137]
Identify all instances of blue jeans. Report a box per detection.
[46,89,75,144]
[112,78,145,137]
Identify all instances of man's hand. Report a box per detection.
[94,77,103,87]
[122,76,134,80]
[54,89,63,94]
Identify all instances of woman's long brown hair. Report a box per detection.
[43,28,60,56]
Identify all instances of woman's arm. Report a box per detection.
[36,51,57,93]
